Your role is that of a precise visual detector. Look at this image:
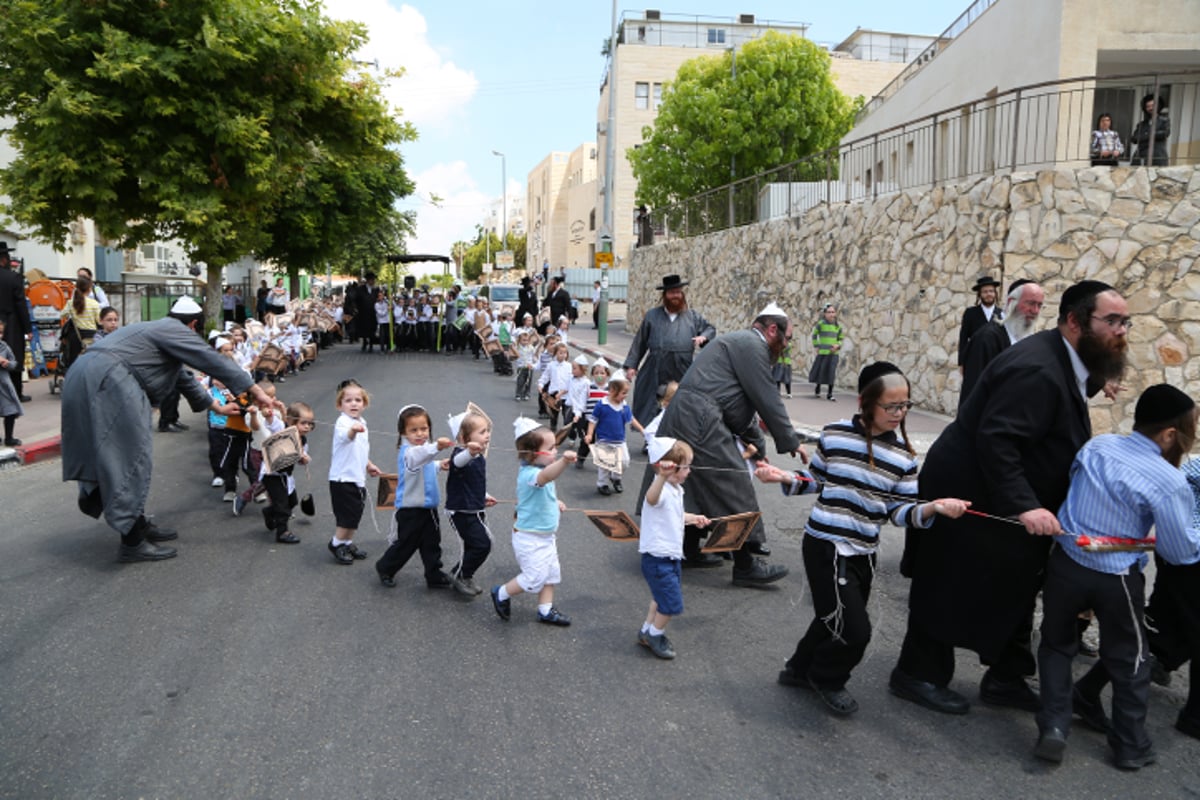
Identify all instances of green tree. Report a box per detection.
[628,32,859,211]
[0,0,414,321]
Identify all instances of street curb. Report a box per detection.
[6,435,62,466]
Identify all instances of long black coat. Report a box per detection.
[543,286,571,325]
[903,330,1092,662]
[956,304,999,367]
[516,287,539,324]
[354,283,378,340]
[0,266,30,371]
[958,322,1010,410]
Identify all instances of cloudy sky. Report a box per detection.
[321,0,973,257]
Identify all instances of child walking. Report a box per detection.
[0,319,24,446]
[513,331,538,401]
[328,379,382,565]
[445,410,497,597]
[762,361,968,716]
[637,436,709,660]
[808,303,843,401]
[538,343,571,431]
[585,370,644,496]
[259,401,315,545]
[374,404,454,588]
[490,418,577,626]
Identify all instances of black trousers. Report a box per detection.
[1146,556,1200,724]
[897,602,1037,686]
[261,473,297,534]
[1038,546,1152,758]
[215,430,249,491]
[448,511,491,578]
[158,388,181,428]
[376,507,443,580]
[787,536,876,690]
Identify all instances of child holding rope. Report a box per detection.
[445,410,497,597]
[759,361,968,716]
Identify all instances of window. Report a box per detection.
[635,82,649,110]
[652,83,663,110]
[890,36,908,61]
[707,28,726,44]
[589,209,596,231]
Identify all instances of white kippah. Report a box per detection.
[646,435,677,464]
[757,301,787,319]
[170,296,202,314]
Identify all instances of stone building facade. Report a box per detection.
[627,165,1200,433]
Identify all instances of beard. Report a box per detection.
[1076,324,1128,383]
[662,293,687,314]
[1004,314,1036,341]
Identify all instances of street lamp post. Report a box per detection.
[491,150,507,254]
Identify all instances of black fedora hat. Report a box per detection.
[971,275,1001,292]
[656,274,689,291]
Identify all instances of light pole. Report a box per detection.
[491,150,507,254]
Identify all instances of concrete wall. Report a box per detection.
[628,165,1200,433]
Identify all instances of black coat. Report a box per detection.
[903,330,1092,662]
[0,266,30,364]
[543,286,571,325]
[517,287,539,324]
[956,305,1000,367]
[958,322,1010,410]
[355,283,378,338]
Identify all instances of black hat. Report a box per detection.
[1135,384,1194,426]
[0,241,14,259]
[971,275,1001,292]
[520,276,532,287]
[1059,280,1113,317]
[858,361,904,393]
[656,274,689,291]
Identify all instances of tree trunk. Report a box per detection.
[204,263,224,333]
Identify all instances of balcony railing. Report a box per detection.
[653,71,1199,242]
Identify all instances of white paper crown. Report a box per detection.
[448,411,467,441]
[757,301,788,319]
[573,354,591,367]
[609,369,629,384]
[646,435,677,464]
[591,357,611,371]
[513,416,541,440]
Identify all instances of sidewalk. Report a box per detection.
[568,303,951,455]
[0,372,64,466]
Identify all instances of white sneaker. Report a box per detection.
[254,491,268,503]
[211,476,224,488]
[222,491,237,503]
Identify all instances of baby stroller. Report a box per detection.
[25,279,78,394]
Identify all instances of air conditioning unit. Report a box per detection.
[739,14,755,24]
[645,10,660,20]
[597,121,607,136]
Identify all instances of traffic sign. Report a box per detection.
[595,252,614,268]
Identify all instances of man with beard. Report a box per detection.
[958,275,1002,374]
[623,274,715,430]
[62,297,275,563]
[959,279,1045,408]
[355,271,379,352]
[543,276,572,326]
[656,303,804,583]
[1033,385,1200,768]
[891,280,1129,715]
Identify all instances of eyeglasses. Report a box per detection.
[1090,314,1133,331]
[880,401,914,415]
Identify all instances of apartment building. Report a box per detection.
[526,142,599,273]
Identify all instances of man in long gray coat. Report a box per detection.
[656,303,803,585]
[62,297,273,563]
[623,274,715,428]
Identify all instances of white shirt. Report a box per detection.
[329,412,370,486]
[540,359,572,394]
[639,481,685,559]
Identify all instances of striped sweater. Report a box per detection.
[789,416,931,549]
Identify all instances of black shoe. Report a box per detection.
[810,679,859,716]
[490,585,511,621]
[18,394,31,403]
[169,421,190,431]
[376,567,396,588]
[328,541,354,565]
[731,558,788,587]
[1149,654,1172,687]
[1072,685,1110,733]
[777,667,810,689]
[611,479,623,493]
[597,485,613,496]
[426,570,452,589]
[1113,748,1157,771]
[538,607,572,626]
[682,552,724,569]
[1034,727,1068,763]
[1175,713,1200,740]
[347,544,368,560]
[143,521,178,542]
[980,670,1041,712]
[275,531,300,544]
[3,437,20,446]
[118,540,177,563]
[888,667,970,715]
[745,541,771,556]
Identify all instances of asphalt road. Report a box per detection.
[1,345,1196,799]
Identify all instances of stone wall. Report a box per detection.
[628,166,1200,432]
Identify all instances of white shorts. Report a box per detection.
[512,530,561,592]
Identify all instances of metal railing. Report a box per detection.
[654,71,1200,242]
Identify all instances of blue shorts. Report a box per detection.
[641,553,684,616]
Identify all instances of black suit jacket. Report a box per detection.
[543,287,571,324]
[958,322,1010,410]
[0,266,30,359]
[957,304,1000,366]
[905,330,1092,660]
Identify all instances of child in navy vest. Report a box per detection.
[445,410,497,597]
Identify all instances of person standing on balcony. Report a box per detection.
[957,275,1002,375]
[1130,94,1170,167]
[1089,113,1124,167]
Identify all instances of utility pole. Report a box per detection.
[598,0,618,346]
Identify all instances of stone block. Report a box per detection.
[1167,201,1200,229]
[1155,332,1188,365]
[1116,169,1152,202]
